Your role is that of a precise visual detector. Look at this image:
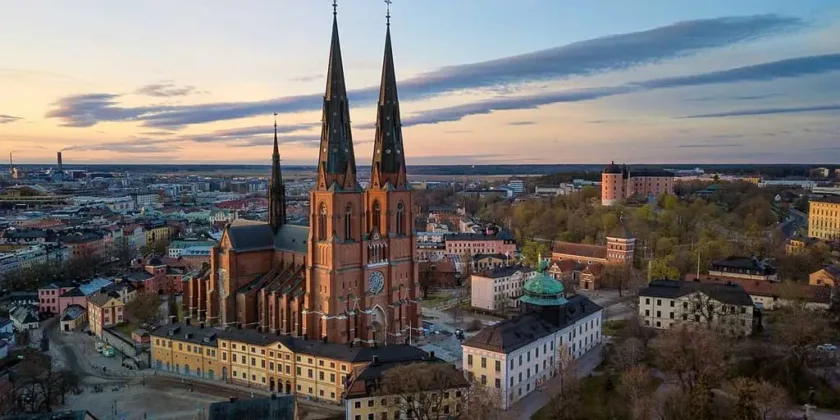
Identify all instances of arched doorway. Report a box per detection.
[285,381,291,394]
[269,377,275,392]
[221,367,228,381]
[371,305,387,345]
[208,369,214,380]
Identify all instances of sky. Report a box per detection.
[1,0,840,165]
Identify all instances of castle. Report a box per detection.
[183,5,420,346]
[601,162,674,206]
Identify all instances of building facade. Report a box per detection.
[809,196,840,241]
[185,6,421,346]
[708,256,777,282]
[87,292,126,337]
[470,266,535,311]
[638,280,755,336]
[462,264,603,410]
[601,162,674,206]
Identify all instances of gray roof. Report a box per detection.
[477,264,533,279]
[639,280,754,306]
[150,323,219,347]
[225,219,309,254]
[10,306,38,325]
[0,317,12,329]
[273,224,309,254]
[61,304,86,321]
[463,294,602,354]
[226,219,275,251]
[2,410,96,420]
[208,395,295,420]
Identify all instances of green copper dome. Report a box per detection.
[519,260,568,307]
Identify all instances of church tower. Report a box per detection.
[268,115,286,231]
[305,1,367,343]
[362,4,420,345]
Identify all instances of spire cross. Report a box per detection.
[273,112,278,130]
[385,0,392,26]
[333,0,338,16]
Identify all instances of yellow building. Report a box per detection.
[344,360,470,420]
[808,196,840,241]
[809,266,839,287]
[144,222,174,248]
[87,293,125,337]
[785,236,820,255]
[150,322,437,405]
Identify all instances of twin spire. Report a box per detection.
[314,0,407,191]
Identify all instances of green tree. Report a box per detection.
[521,240,549,267]
[649,255,680,280]
[125,293,163,327]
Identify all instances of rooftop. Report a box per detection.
[207,395,295,420]
[639,279,754,306]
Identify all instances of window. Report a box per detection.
[318,203,328,241]
[645,298,650,305]
[670,301,675,307]
[481,357,486,368]
[467,355,473,366]
[372,201,381,231]
[481,375,487,385]
[495,378,501,388]
[495,360,501,372]
[396,202,405,235]
[656,299,661,306]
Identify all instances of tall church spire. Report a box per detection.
[316,0,358,191]
[269,113,286,231]
[370,1,407,190]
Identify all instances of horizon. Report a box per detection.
[2,1,840,165]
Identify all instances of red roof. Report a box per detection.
[552,242,607,260]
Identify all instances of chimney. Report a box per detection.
[185,318,191,326]
[169,315,176,324]
[430,351,436,360]
[372,355,380,365]
[57,152,63,170]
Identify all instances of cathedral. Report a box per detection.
[183,4,420,346]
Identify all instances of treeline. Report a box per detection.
[476,181,824,280]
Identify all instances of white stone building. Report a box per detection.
[470,265,536,311]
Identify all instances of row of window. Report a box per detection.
[317,201,407,241]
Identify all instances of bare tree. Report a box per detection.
[683,292,744,335]
[125,292,163,327]
[418,263,437,299]
[600,264,642,297]
[618,364,656,420]
[542,346,583,420]
[380,363,471,420]
[10,350,79,413]
[612,337,645,371]
[654,326,732,397]
[774,305,830,371]
[727,377,789,420]
[459,385,504,420]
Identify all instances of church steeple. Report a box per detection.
[269,113,286,231]
[370,1,407,190]
[316,0,358,191]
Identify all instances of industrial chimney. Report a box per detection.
[57,152,63,170]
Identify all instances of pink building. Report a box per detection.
[444,232,517,257]
[38,282,75,314]
[601,162,674,206]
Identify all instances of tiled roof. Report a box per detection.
[61,304,86,321]
[552,242,607,260]
[822,265,840,278]
[686,274,831,304]
[226,219,274,251]
[711,256,776,275]
[273,224,309,254]
[475,265,533,279]
[345,359,469,399]
[639,279,754,306]
[88,292,121,307]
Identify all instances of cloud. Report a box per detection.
[676,143,744,148]
[228,134,321,148]
[398,53,840,127]
[507,121,536,126]
[45,14,804,128]
[139,131,176,136]
[0,114,22,124]
[685,93,782,102]
[290,73,323,83]
[183,123,318,143]
[681,104,840,118]
[62,138,175,154]
[135,81,205,97]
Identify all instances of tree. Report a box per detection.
[166,293,179,320]
[654,326,732,398]
[612,337,645,371]
[112,238,135,269]
[649,255,680,280]
[682,291,744,334]
[380,363,471,420]
[418,263,437,299]
[618,364,656,420]
[600,264,641,297]
[774,306,831,371]
[521,240,549,267]
[125,292,163,327]
[459,385,504,420]
[542,352,583,420]
[10,350,79,413]
[727,377,789,420]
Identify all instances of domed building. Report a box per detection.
[461,260,604,411]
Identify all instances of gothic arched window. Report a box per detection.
[344,204,353,240]
[396,201,405,235]
[372,201,381,232]
[318,203,327,241]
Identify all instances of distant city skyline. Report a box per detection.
[1,0,840,165]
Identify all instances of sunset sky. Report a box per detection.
[1,0,840,165]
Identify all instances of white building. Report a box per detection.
[462,270,603,410]
[638,280,755,336]
[471,266,536,311]
[10,306,39,331]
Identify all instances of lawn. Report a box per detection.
[114,321,139,338]
[602,319,628,337]
[420,293,449,308]
[532,372,662,420]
